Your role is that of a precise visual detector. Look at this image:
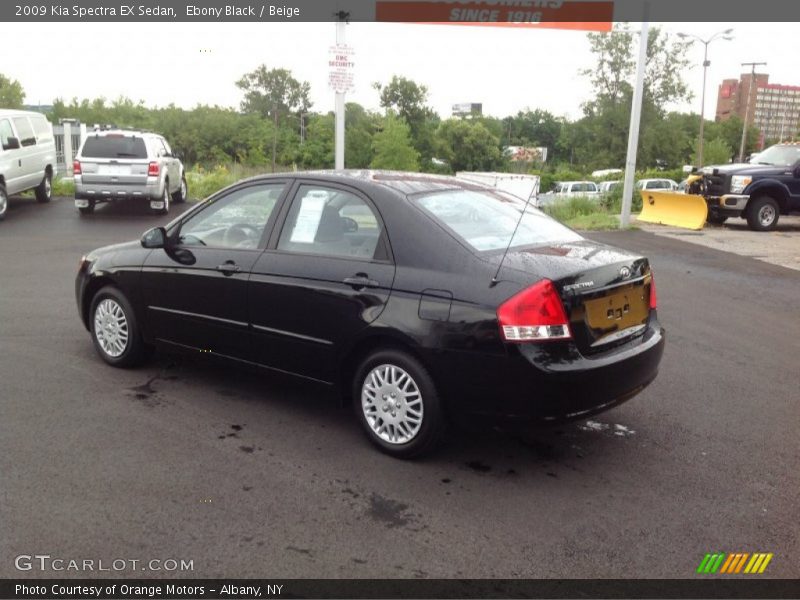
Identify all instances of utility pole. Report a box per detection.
[334,11,348,170]
[739,61,767,162]
[619,11,649,229]
[677,29,733,167]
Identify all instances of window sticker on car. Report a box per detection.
[290,194,326,243]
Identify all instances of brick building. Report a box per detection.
[715,73,800,146]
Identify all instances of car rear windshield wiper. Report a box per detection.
[115,152,143,158]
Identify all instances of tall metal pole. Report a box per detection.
[697,42,709,166]
[334,18,346,170]
[739,61,767,162]
[619,13,649,229]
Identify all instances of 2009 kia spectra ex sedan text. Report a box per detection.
[76,171,665,458]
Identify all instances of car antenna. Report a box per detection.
[490,191,534,287]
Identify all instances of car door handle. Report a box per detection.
[343,274,379,289]
[216,261,241,275]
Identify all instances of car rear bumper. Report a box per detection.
[431,317,665,421]
[75,180,162,202]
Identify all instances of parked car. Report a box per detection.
[636,178,679,191]
[0,109,57,221]
[76,172,664,458]
[554,180,600,197]
[538,181,600,207]
[599,180,622,194]
[73,128,187,215]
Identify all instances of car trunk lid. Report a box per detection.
[495,240,654,354]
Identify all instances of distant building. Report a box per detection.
[716,73,800,146]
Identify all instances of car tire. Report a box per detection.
[172,175,187,203]
[89,286,152,367]
[706,211,728,225]
[78,200,95,215]
[746,195,780,231]
[353,348,446,459]
[35,171,52,203]
[152,182,170,215]
[0,183,8,221]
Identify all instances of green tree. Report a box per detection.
[0,74,24,109]
[237,66,312,172]
[373,75,439,167]
[371,112,420,171]
[693,137,733,165]
[436,119,503,172]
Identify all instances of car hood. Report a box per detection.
[87,240,147,267]
[704,163,786,177]
[494,239,649,295]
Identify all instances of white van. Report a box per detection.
[0,109,57,221]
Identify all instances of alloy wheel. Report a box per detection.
[93,298,129,358]
[361,364,424,444]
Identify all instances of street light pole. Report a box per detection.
[739,61,767,162]
[678,29,733,167]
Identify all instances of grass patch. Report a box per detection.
[541,196,625,231]
[185,164,289,201]
[52,177,75,196]
[563,212,620,230]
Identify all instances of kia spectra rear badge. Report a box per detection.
[620,266,632,279]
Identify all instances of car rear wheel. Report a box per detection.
[36,172,53,202]
[746,196,780,231]
[152,183,170,215]
[172,175,187,203]
[353,349,445,458]
[0,183,8,221]
[90,286,152,367]
[35,171,52,203]
[78,200,95,215]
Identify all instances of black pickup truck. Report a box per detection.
[695,143,800,231]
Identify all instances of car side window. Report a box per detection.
[12,118,36,147]
[0,119,14,149]
[277,185,384,261]
[178,183,285,249]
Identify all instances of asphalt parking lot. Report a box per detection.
[1,195,798,579]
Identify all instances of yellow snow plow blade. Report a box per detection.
[638,191,708,230]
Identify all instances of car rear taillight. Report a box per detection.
[497,279,572,342]
[73,160,81,175]
[649,272,657,310]
[148,162,160,177]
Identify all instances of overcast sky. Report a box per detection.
[3,22,798,120]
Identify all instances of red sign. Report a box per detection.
[375,1,613,32]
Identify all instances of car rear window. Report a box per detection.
[416,189,582,252]
[81,135,147,159]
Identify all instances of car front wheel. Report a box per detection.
[90,286,152,367]
[353,349,445,459]
[746,196,780,231]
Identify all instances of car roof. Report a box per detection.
[0,109,47,118]
[231,170,501,197]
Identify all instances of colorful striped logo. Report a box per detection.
[697,552,773,574]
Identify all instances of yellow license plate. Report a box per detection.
[583,284,648,333]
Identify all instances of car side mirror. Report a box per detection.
[3,137,20,150]
[141,226,167,249]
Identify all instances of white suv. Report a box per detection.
[73,129,187,215]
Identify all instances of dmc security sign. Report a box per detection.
[329,44,355,93]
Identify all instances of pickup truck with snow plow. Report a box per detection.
[692,143,800,231]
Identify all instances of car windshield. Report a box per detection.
[753,145,800,167]
[81,135,147,159]
[415,189,582,252]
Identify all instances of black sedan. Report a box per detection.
[76,171,664,458]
